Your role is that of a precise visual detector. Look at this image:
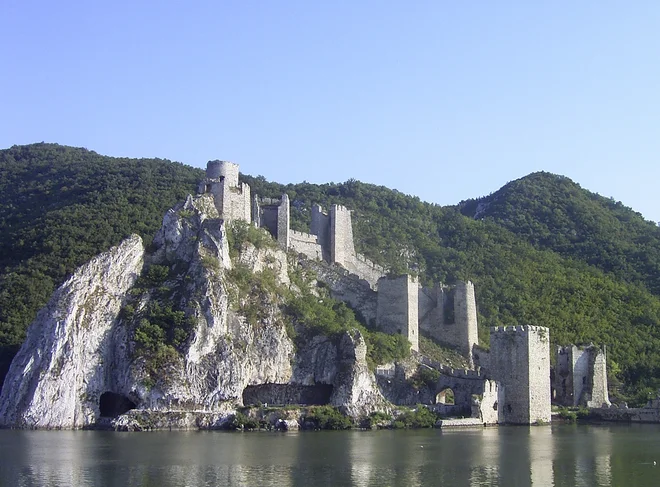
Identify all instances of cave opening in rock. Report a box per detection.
[99,392,137,418]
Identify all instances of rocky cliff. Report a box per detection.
[0,193,386,429]
[0,235,144,428]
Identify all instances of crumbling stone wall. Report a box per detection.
[311,205,330,260]
[289,231,323,260]
[589,346,610,408]
[376,275,419,352]
[553,345,610,408]
[253,194,290,248]
[418,281,478,366]
[489,326,551,424]
[474,379,503,425]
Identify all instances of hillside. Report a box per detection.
[2,144,660,403]
[0,143,202,379]
[459,171,660,296]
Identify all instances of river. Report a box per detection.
[0,424,658,486]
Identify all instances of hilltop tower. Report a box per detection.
[253,194,290,249]
[489,326,551,424]
[198,161,251,222]
[311,204,331,261]
[376,275,419,352]
[329,205,356,268]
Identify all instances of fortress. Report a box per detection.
[200,161,610,425]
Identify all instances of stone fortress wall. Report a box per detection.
[198,160,609,425]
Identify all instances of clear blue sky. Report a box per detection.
[2,1,660,222]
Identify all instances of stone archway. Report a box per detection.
[436,388,455,405]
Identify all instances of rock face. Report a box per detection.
[329,330,389,417]
[0,235,145,428]
[0,193,388,429]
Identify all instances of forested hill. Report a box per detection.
[0,144,202,379]
[2,143,660,404]
[459,171,660,296]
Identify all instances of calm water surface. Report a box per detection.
[0,424,658,486]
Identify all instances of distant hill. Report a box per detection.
[2,144,660,404]
[459,171,660,296]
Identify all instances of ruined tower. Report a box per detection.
[376,275,419,352]
[311,204,331,261]
[418,281,479,366]
[198,161,251,222]
[329,205,356,268]
[489,326,551,424]
[553,344,610,408]
[452,281,479,364]
[253,194,290,249]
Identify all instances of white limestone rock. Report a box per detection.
[0,191,388,429]
[0,235,145,429]
[330,330,388,418]
[128,195,295,410]
[291,335,339,385]
[238,242,290,286]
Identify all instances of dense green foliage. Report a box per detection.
[418,335,469,369]
[409,366,442,390]
[286,293,411,368]
[391,406,439,429]
[3,144,660,403]
[460,172,660,295]
[303,405,353,430]
[122,262,196,388]
[0,143,201,381]
[228,411,262,430]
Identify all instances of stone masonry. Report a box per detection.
[198,161,251,222]
[253,194,290,249]
[553,344,610,408]
[419,281,479,366]
[376,275,419,352]
[488,326,551,424]
[197,161,607,426]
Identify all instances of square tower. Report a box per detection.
[376,275,419,352]
[489,326,551,424]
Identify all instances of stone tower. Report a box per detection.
[489,326,551,424]
[253,194,290,249]
[453,281,479,365]
[311,204,331,261]
[553,344,610,408]
[330,205,356,268]
[418,281,479,366]
[198,161,251,222]
[376,275,419,352]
